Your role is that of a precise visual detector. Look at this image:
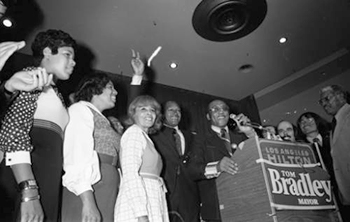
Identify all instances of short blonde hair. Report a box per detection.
[126,95,162,134]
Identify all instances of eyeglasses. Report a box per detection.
[299,117,315,126]
[209,106,229,113]
[318,93,336,105]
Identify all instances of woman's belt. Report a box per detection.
[140,172,167,193]
[98,153,118,166]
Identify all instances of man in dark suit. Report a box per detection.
[189,99,256,222]
[151,101,200,222]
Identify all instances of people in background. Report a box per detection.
[114,95,169,222]
[319,85,350,221]
[276,120,298,142]
[189,99,256,221]
[0,29,76,222]
[108,116,125,134]
[261,124,282,140]
[296,112,333,174]
[151,101,200,222]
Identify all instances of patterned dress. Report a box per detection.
[114,124,169,222]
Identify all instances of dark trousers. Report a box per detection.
[0,126,63,222]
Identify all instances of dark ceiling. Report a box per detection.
[2,0,350,109]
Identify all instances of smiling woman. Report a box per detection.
[61,73,120,222]
[0,29,77,222]
[114,95,170,222]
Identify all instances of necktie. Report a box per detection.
[331,118,337,136]
[220,128,232,155]
[173,129,182,156]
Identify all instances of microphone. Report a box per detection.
[229,114,264,130]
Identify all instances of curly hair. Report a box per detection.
[74,73,111,102]
[125,95,162,134]
[31,29,77,66]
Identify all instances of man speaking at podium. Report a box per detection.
[189,100,256,221]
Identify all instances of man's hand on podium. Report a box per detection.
[217,157,238,175]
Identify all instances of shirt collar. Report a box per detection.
[211,125,228,134]
[164,123,179,131]
[306,133,322,145]
[80,101,104,116]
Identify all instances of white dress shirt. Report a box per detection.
[62,101,102,196]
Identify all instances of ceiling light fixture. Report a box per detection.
[192,0,267,42]
[279,37,287,44]
[169,62,178,69]
[2,18,12,27]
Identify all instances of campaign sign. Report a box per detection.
[259,140,317,165]
[262,161,335,210]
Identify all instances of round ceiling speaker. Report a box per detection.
[192,0,267,42]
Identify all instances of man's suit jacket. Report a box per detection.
[151,126,200,222]
[189,127,247,221]
[331,103,350,205]
[305,134,334,180]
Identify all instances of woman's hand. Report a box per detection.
[80,191,101,222]
[0,41,25,71]
[20,199,44,222]
[81,202,101,222]
[4,68,52,93]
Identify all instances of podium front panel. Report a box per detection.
[216,137,340,222]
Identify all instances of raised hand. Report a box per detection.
[0,41,26,71]
[4,68,53,93]
[131,49,144,76]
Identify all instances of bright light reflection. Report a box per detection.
[170,62,178,69]
[3,18,12,27]
[279,37,287,44]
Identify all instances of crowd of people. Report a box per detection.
[0,28,349,222]
[260,88,350,221]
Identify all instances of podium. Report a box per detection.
[216,137,341,222]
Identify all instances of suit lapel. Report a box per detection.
[208,129,230,156]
